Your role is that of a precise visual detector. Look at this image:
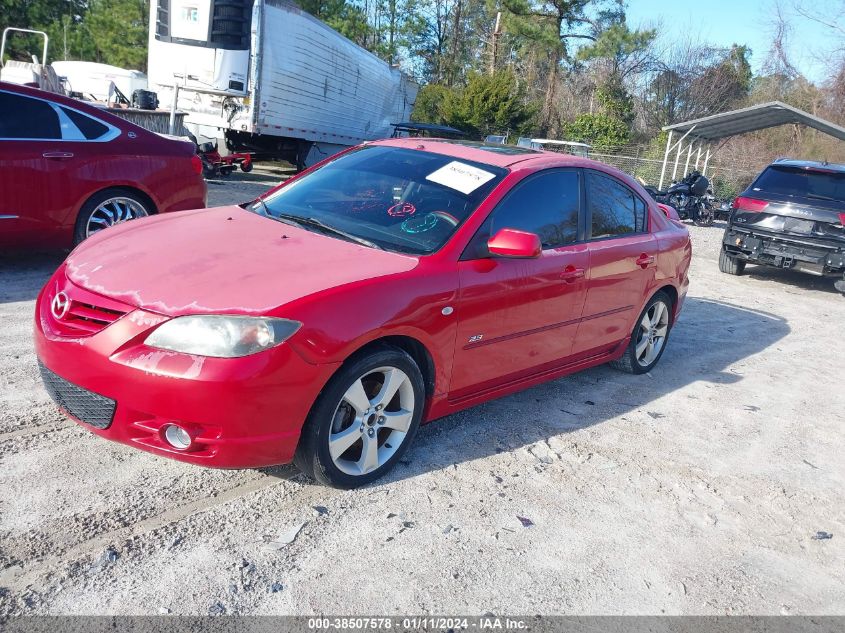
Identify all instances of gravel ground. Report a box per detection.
[1,170,843,615]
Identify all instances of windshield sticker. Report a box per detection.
[388,201,417,217]
[426,161,496,195]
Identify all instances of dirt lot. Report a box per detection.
[1,171,843,616]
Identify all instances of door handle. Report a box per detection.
[560,265,585,282]
[635,253,655,269]
[42,151,74,159]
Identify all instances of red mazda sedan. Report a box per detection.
[0,81,206,250]
[35,139,691,487]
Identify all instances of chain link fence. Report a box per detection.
[589,144,760,202]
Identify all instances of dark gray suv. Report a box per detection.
[720,159,845,293]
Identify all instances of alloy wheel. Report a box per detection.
[635,300,669,367]
[328,366,415,477]
[86,197,148,237]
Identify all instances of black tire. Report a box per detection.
[201,156,217,179]
[610,291,673,375]
[294,346,425,489]
[239,161,253,173]
[719,248,746,275]
[73,188,153,246]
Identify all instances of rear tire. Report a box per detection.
[719,248,746,275]
[73,188,153,245]
[294,347,425,489]
[610,291,673,375]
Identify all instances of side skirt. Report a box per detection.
[423,338,629,423]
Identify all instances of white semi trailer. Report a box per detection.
[147,0,418,167]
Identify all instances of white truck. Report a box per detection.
[147,0,418,167]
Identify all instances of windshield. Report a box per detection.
[252,146,507,255]
[752,166,845,202]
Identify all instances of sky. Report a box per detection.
[625,0,839,84]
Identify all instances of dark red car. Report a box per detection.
[0,81,206,249]
[35,139,691,487]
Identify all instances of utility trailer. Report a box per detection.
[147,0,418,167]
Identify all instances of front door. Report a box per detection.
[450,169,589,399]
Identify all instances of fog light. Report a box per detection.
[164,424,192,450]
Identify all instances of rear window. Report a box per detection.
[752,166,845,202]
[60,107,110,140]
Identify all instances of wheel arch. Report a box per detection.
[83,185,159,216]
[656,283,679,322]
[341,335,436,400]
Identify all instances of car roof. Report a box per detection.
[530,139,592,148]
[370,137,605,170]
[770,158,845,173]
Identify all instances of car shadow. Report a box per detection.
[740,264,843,295]
[0,252,64,304]
[377,297,791,485]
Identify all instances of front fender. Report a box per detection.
[281,266,459,396]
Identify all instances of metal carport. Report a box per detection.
[658,101,845,188]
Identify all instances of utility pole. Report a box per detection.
[490,12,501,75]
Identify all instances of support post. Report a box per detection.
[658,131,673,190]
[671,137,684,182]
[694,146,702,170]
[702,148,711,178]
[683,143,693,177]
[168,84,180,136]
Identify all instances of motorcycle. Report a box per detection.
[643,171,714,226]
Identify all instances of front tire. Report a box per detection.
[719,248,746,275]
[611,292,673,375]
[294,347,425,488]
[73,188,152,245]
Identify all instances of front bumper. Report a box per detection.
[723,226,845,277]
[34,275,338,469]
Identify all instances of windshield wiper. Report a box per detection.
[805,193,838,202]
[274,213,383,250]
[251,197,271,216]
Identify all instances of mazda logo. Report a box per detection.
[51,292,70,320]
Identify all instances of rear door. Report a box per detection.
[571,170,656,358]
[450,169,589,398]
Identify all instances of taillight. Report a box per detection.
[734,196,769,212]
[838,213,845,227]
[190,154,203,175]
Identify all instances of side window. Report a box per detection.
[0,91,61,139]
[587,171,648,238]
[634,196,647,232]
[489,170,581,249]
[60,107,110,140]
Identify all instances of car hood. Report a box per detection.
[65,206,419,316]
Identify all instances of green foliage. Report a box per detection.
[1,0,147,69]
[564,112,629,148]
[438,70,537,138]
[576,22,655,66]
[84,0,149,70]
[298,0,370,47]
[595,75,633,124]
[411,83,455,124]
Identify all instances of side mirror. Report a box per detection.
[487,228,542,259]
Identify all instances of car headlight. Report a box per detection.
[145,316,301,358]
